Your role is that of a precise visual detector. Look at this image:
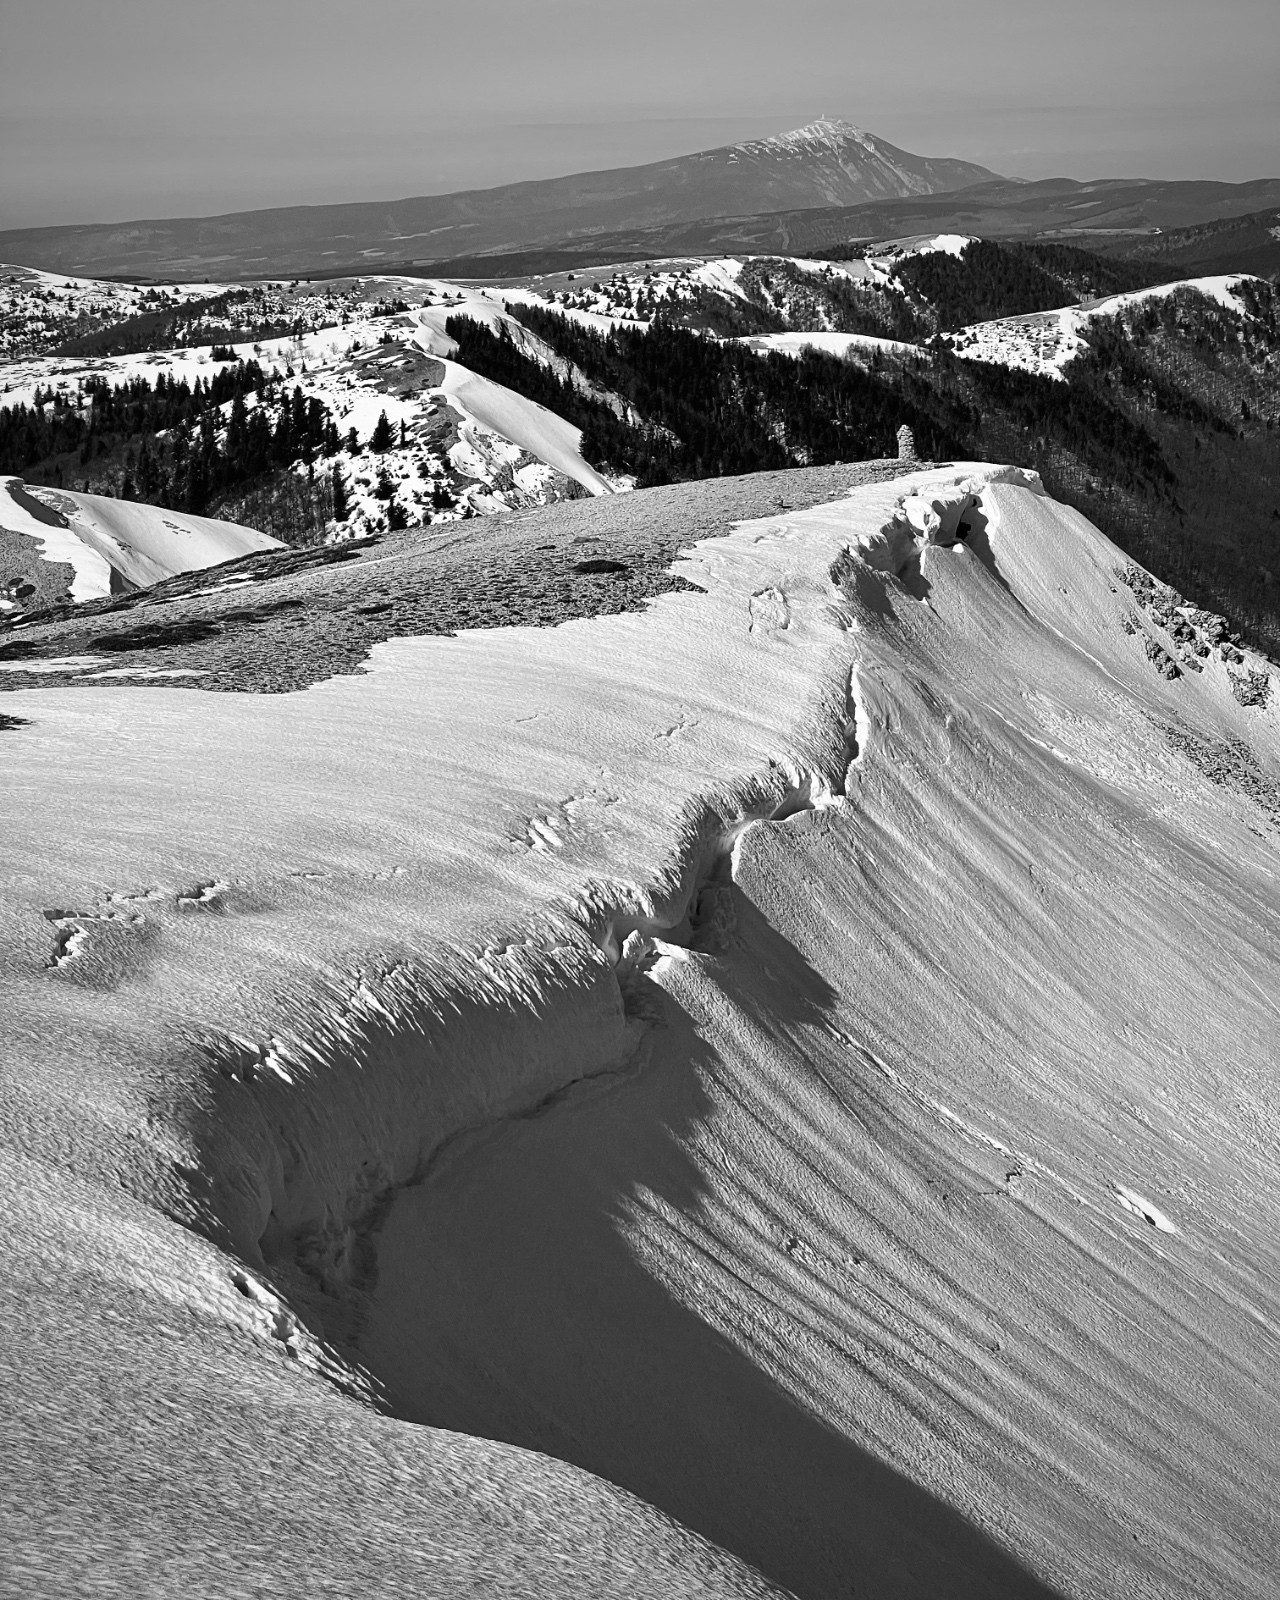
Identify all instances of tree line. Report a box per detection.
[459,308,968,484]
[0,362,348,516]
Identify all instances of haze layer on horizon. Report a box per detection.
[2,0,1276,230]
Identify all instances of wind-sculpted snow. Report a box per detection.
[3,466,1279,1599]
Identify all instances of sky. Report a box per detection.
[1,0,1276,229]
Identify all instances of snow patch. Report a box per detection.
[1114,1186,1178,1234]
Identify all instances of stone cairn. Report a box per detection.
[896,423,917,463]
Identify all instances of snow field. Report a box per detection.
[435,358,613,496]
[734,330,920,361]
[4,466,1278,1597]
[0,474,279,600]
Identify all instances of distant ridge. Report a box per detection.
[0,120,998,281]
[387,180,1280,282]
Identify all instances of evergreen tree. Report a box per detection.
[370,410,394,452]
[331,464,349,522]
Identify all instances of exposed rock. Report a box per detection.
[1229,669,1272,708]
[1163,722,1280,824]
[1143,636,1181,679]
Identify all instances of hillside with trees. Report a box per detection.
[2,254,1275,652]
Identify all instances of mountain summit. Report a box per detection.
[722,118,998,205]
[0,122,999,281]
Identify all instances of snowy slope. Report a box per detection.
[1,272,621,534]
[537,241,971,323]
[3,466,1278,1598]
[0,475,279,604]
[435,359,613,496]
[946,273,1261,378]
[735,330,919,360]
[0,262,229,359]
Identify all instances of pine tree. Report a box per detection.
[371,410,394,453]
[331,464,349,522]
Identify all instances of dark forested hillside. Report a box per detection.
[467,307,970,484]
[787,239,1163,335]
[0,362,344,520]
[895,241,1160,330]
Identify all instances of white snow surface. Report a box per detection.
[434,357,613,496]
[735,330,919,360]
[870,232,975,260]
[4,464,1280,1597]
[948,274,1262,379]
[0,475,280,598]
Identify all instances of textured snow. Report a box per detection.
[5,465,1279,1597]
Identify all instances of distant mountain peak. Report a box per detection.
[734,119,874,155]
[0,120,1001,280]
[715,120,998,205]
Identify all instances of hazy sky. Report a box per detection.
[2,0,1276,228]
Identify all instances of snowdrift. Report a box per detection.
[3,466,1279,1599]
[0,474,279,603]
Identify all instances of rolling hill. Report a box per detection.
[0,120,996,281]
[0,475,279,612]
[398,180,1280,282]
[4,240,1277,655]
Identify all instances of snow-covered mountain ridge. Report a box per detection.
[942,273,1259,379]
[3,251,1276,661]
[723,119,991,204]
[4,463,1278,1597]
